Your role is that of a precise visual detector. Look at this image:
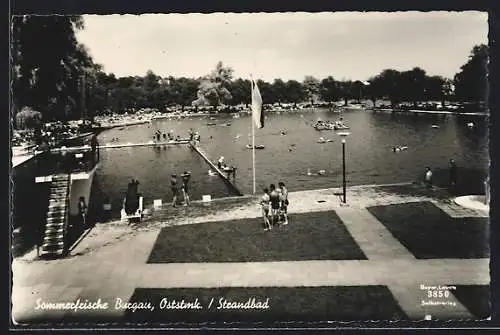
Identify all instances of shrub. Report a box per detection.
[15,107,42,130]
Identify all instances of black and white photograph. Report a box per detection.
[10,11,490,326]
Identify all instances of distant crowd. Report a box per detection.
[153,128,200,143]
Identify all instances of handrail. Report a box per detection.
[62,173,71,255]
[189,142,243,196]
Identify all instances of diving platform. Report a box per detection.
[47,140,190,152]
[189,142,243,196]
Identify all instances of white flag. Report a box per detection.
[251,79,264,129]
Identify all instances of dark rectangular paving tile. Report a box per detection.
[451,285,490,319]
[125,286,408,323]
[147,211,366,263]
[367,201,489,259]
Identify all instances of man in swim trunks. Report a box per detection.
[278,182,289,225]
[171,174,178,207]
[269,184,281,227]
[181,171,191,206]
[261,188,271,231]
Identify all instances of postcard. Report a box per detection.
[10,11,490,327]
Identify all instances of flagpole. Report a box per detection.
[251,76,256,194]
[252,109,256,194]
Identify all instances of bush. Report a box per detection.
[15,107,42,130]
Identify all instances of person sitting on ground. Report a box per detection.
[181,171,191,206]
[261,188,272,231]
[269,184,281,227]
[278,182,289,225]
[222,164,233,178]
[218,156,225,169]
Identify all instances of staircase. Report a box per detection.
[41,174,71,257]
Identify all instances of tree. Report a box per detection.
[454,44,488,103]
[193,61,234,109]
[229,78,251,106]
[377,69,401,107]
[15,107,42,130]
[303,76,320,105]
[169,77,199,111]
[351,80,366,103]
[424,75,450,106]
[400,67,427,107]
[319,76,340,106]
[337,80,353,106]
[11,15,93,121]
[271,79,287,106]
[256,80,274,106]
[284,80,305,107]
[366,75,384,107]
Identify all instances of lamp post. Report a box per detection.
[337,131,350,204]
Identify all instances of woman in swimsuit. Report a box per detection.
[261,188,272,231]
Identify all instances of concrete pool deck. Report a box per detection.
[12,182,490,325]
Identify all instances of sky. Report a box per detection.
[76,11,488,82]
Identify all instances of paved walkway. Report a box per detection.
[12,183,490,324]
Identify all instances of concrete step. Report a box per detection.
[47,212,66,218]
[46,217,65,222]
[46,214,64,218]
[44,234,64,241]
[42,241,64,249]
[42,249,64,256]
[52,175,69,181]
[48,203,66,208]
[50,190,68,195]
[50,196,68,201]
[47,204,66,212]
[45,228,64,234]
[46,222,65,228]
[47,206,67,211]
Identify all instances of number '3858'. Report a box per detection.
[427,290,450,298]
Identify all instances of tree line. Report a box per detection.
[11,15,488,125]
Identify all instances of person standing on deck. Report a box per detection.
[424,167,433,188]
[181,171,191,206]
[261,188,272,231]
[171,174,179,207]
[278,182,289,225]
[449,159,458,188]
[78,196,88,227]
[91,134,99,160]
[269,184,281,227]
